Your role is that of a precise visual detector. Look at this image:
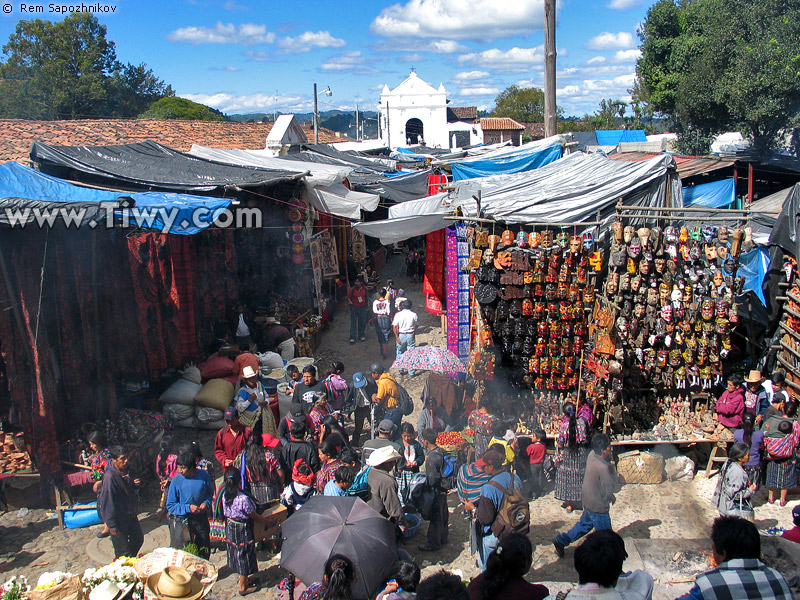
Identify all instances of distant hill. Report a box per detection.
[228,109,379,138]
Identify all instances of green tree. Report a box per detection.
[635,0,800,156]
[491,85,545,123]
[139,97,226,121]
[0,12,172,120]
[594,98,628,129]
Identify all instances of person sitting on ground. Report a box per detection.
[324,465,356,497]
[546,530,646,600]
[377,560,421,600]
[280,421,320,474]
[299,554,356,600]
[166,450,213,559]
[416,571,470,600]
[468,533,548,600]
[362,419,402,465]
[712,442,756,518]
[553,433,617,559]
[677,516,794,600]
[781,504,800,544]
[281,459,315,515]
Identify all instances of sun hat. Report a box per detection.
[744,370,763,384]
[89,580,135,600]
[146,567,204,600]
[366,445,401,467]
[242,365,258,379]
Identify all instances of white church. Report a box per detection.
[378,71,485,150]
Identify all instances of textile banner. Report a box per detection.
[320,230,339,277]
[309,238,323,310]
[445,226,471,360]
[424,229,445,315]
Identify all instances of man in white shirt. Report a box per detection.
[392,299,418,377]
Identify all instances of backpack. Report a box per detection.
[347,466,372,501]
[395,383,414,416]
[489,475,530,537]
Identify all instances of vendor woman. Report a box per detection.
[86,430,112,538]
[716,373,745,429]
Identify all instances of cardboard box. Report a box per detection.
[253,502,288,542]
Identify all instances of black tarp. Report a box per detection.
[31,140,305,193]
[300,144,397,172]
[354,169,432,203]
[761,184,800,334]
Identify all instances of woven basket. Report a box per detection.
[440,442,466,454]
[617,450,665,485]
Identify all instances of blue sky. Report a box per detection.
[0,0,656,118]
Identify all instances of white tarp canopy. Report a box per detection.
[355,151,679,244]
[189,145,380,219]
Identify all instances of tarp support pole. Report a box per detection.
[748,162,754,205]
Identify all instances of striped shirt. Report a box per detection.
[456,462,492,504]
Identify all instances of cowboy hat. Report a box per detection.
[242,365,258,379]
[744,370,763,384]
[147,567,204,600]
[264,317,280,325]
[89,581,136,600]
[366,445,401,467]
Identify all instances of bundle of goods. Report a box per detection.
[469,228,598,391]
[587,223,751,433]
[616,450,665,484]
[0,432,33,474]
[159,364,233,430]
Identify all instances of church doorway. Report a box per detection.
[405,118,424,145]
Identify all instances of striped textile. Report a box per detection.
[555,446,588,503]
[766,459,797,490]
[457,462,492,504]
[225,519,258,576]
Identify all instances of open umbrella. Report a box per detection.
[392,345,467,374]
[280,496,397,598]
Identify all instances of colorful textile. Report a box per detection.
[314,459,343,494]
[298,583,326,600]
[91,449,111,480]
[168,235,197,360]
[555,446,588,503]
[308,405,330,438]
[468,410,497,437]
[222,491,256,521]
[456,462,492,505]
[557,416,588,448]
[424,229,445,316]
[766,459,797,490]
[393,346,466,374]
[445,225,471,360]
[225,519,258,576]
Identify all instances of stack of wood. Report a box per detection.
[0,433,33,473]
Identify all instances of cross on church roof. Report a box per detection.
[410,66,416,73]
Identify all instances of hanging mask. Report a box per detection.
[528,232,541,248]
[650,227,662,253]
[679,226,689,244]
[640,260,651,275]
[542,230,554,247]
[555,233,568,249]
[654,257,666,274]
[717,246,729,260]
[515,230,527,248]
[528,357,539,374]
[647,288,659,306]
[534,301,545,318]
[522,298,533,316]
[713,271,724,288]
[671,286,683,305]
[637,227,651,248]
[729,304,739,324]
[682,287,692,303]
[659,282,670,300]
[680,245,690,262]
[631,275,642,292]
[534,283,544,297]
[611,221,624,243]
[620,273,631,292]
[689,242,702,262]
[606,275,619,295]
[523,271,534,284]
[546,283,557,301]
[502,229,515,247]
[589,251,603,271]
[702,226,716,244]
[715,299,729,318]
[664,226,678,244]
[683,348,695,364]
[723,259,736,274]
[634,303,646,318]
[488,234,501,252]
[665,243,678,260]
[611,244,627,268]
[557,282,568,299]
[661,305,673,322]
[475,229,489,247]
[627,257,637,274]
[690,226,702,242]
[583,288,595,304]
[623,225,635,243]
[717,227,729,244]
[705,244,717,261]
[628,237,642,258]
[582,232,595,251]
[701,298,714,320]
[569,235,582,253]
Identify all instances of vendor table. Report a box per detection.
[609,438,729,476]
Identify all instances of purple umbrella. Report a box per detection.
[393,345,467,374]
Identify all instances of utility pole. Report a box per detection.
[313,82,319,145]
[544,0,557,137]
[386,102,390,148]
[355,103,360,141]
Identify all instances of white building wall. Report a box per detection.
[379,72,449,148]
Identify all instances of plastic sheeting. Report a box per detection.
[738,248,770,307]
[447,136,565,180]
[682,178,735,208]
[355,152,680,244]
[768,183,800,257]
[595,130,647,145]
[31,140,304,192]
[0,161,231,234]
[354,169,432,203]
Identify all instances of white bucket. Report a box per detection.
[264,367,287,383]
[277,382,293,419]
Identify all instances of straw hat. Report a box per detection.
[146,567,204,600]
[242,365,258,379]
[366,445,401,467]
[744,370,763,384]
[89,581,135,600]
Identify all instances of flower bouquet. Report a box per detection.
[0,576,30,600]
[82,558,143,600]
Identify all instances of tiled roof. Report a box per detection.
[0,119,345,164]
[522,122,546,139]
[480,117,525,131]
[449,106,478,120]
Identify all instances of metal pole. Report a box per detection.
[313,83,319,145]
[386,102,390,148]
[543,0,557,137]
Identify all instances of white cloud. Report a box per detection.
[458,46,544,72]
[320,51,379,74]
[209,65,242,72]
[166,22,274,45]
[585,31,635,50]
[398,53,427,63]
[452,70,490,83]
[243,50,275,62]
[459,86,501,96]
[180,92,307,114]
[557,85,585,96]
[430,40,469,53]
[223,0,248,10]
[587,56,606,64]
[371,0,545,41]
[608,0,639,9]
[613,49,641,63]
[276,31,346,53]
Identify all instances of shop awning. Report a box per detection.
[355,152,679,244]
[31,140,305,192]
[0,161,231,234]
[446,136,565,180]
[682,178,735,208]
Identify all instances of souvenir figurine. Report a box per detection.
[717,246,729,260]
[589,250,603,271]
[731,229,743,258]
[650,226,662,254]
[475,228,489,247]
[638,227,651,249]
[705,244,718,261]
[717,227,729,244]
[569,235,582,254]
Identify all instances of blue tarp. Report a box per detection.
[594,129,647,145]
[682,178,736,208]
[451,143,563,181]
[738,247,770,307]
[0,162,231,235]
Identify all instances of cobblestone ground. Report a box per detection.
[1,254,798,600]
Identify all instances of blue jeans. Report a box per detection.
[396,333,416,375]
[384,407,403,431]
[349,306,367,340]
[478,531,498,571]
[555,508,612,548]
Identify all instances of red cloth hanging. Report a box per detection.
[168,236,198,361]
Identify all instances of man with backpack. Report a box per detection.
[475,450,528,570]
[419,428,451,551]
[553,433,617,559]
[370,363,404,429]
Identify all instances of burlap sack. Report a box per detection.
[617,450,665,484]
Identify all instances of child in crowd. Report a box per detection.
[286,365,301,394]
[377,560,421,600]
[781,505,800,544]
[281,459,314,514]
[155,437,178,521]
[488,422,515,466]
[525,429,547,499]
[324,465,356,497]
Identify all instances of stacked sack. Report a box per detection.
[160,355,238,430]
[160,366,203,427]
